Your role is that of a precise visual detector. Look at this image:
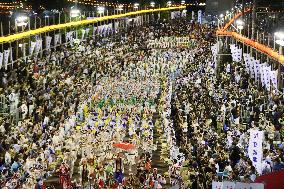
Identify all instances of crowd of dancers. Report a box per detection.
[0,11,283,189]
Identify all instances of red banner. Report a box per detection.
[255,169,284,189]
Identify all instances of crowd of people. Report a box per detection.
[0,9,283,189]
[0,15,208,188]
[171,40,284,188]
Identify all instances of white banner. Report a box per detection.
[86,28,90,37]
[253,59,260,81]
[93,27,97,36]
[223,181,235,189]
[270,70,278,90]
[198,10,202,24]
[30,41,36,55]
[248,130,264,174]
[212,181,223,189]
[54,34,60,46]
[235,182,250,189]
[4,49,10,70]
[212,181,264,189]
[81,29,86,40]
[45,36,52,50]
[35,39,42,55]
[114,22,119,31]
[182,10,187,17]
[0,52,3,69]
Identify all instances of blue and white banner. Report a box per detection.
[230,44,242,63]
[248,130,264,174]
[30,41,36,55]
[4,49,10,70]
[45,36,52,50]
[198,10,202,24]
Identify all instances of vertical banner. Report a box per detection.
[182,10,187,17]
[114,22,119,31]
[54,34,60,46]
[30,41,36,55]
[10,48,13,66]
[270,70,278,90]
[45,36,52,50]
[248,130,264,174]
[93,27,97,36]
[0,52,3,68]
[253,59,260,80]
[81,29,86,40]
[4,49,10,70]
[198,10,202,24]
[35,39,42,55]
[86,28,90,37]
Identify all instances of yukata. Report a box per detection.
[113,157,124,183]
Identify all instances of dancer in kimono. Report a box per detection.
[113,154,124,183]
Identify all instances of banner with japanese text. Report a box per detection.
[248,130,264,174]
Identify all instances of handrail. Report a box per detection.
[217,30,284,64]
[0,6,185,44]
[216,7,284,65]
[221,8,252,31]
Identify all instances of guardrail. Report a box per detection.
[216,8,284,65]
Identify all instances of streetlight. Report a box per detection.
[70,8,80,18]
[134,3,139,10]
[15,15,29,33]
[181,0,185,5]
[275,31,284,54]
[167,1,172,7]
[150,2,155,8]
[219,13,224,18]
[97,6,105,15]
[236,19,244,33]
[275,32,284,40]
[117,4,124,11]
